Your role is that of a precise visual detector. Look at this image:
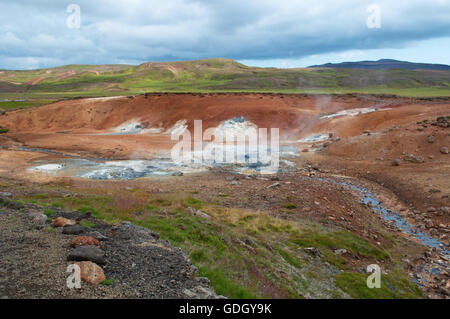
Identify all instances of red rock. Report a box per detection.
[71,236,100,248]
[52,217,76,227]
[75,261,106,285]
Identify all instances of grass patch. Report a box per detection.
[277,248,304,269]
[80,220,96,228]
[100,278,115,286]
[198,266,255,299]
[77,206,101,217]
[183,197,203,209]
[291,230,390,268]
[335,272,422,299]
[283,203,297,209]
[43,209,55,217]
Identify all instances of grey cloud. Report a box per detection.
[0,0,450,69]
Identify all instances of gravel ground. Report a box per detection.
[0,198,219,299]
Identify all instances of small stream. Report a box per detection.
[300,176,449,255]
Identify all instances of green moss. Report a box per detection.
[100,278,115,286]
[277,248,304,269]
[183,197,203,209]
[283,203,297,209]
[291,230,390,264]
[335,272,422,299]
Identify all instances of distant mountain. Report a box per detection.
[309,59,450,71]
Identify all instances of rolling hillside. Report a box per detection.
[1,58,450,109]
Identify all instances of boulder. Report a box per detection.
[62,224,88,235]
[68,245,106,265]
[71,236,101,248]
[74,261,106,285]
[52,217,76,228]
[440,147,449,155]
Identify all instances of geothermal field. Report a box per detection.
[0,90,448,299]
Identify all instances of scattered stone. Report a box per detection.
[391,159,400,167]
[0,192,12,198]
[62,224,88,235]
[427,136,435,143]
[440,147,449,154]
[74,261,106,285]
[172,171,183,176]
[334,249,348,256]
[71,236,101,248]
[68,245,106,265]
[229,180,241,186]
[85,231,110,241]
[30,212,47,229]
[186,207,211,220]
[183,286,221,299]
[304,247,323,257]
[403,154,424,163]
[52,217,76,228]
[267,182,281,189]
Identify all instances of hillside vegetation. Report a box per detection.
[1,58,450,109]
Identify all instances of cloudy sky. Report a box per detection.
[1,0,450,69]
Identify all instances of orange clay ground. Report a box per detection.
[0,93,448,298]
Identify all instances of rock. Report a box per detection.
[440,147,449,154]
[197,277,210,285]
[427,207,436,213]
[304,247,323,257]
[391,159,400,166]
[172,171,183,176]
[427,136,435,143]
[30,212,47,229]
[52,217,76,228]
[322,141,332,148]
[267,182,281,189]
[62,224,88,235]
[183,286,220,299]
[74,261,106,285]
[186,207,211,219]
[0,192,12,198]
[68,246,106,265]
[334,249,348,256]
[403,154,424,163]
[229,181,241,186]
[71,236,101,248]
[85,231,110,241]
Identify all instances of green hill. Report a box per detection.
[1,58,450,109]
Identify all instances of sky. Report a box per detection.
[1,0,450,70]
